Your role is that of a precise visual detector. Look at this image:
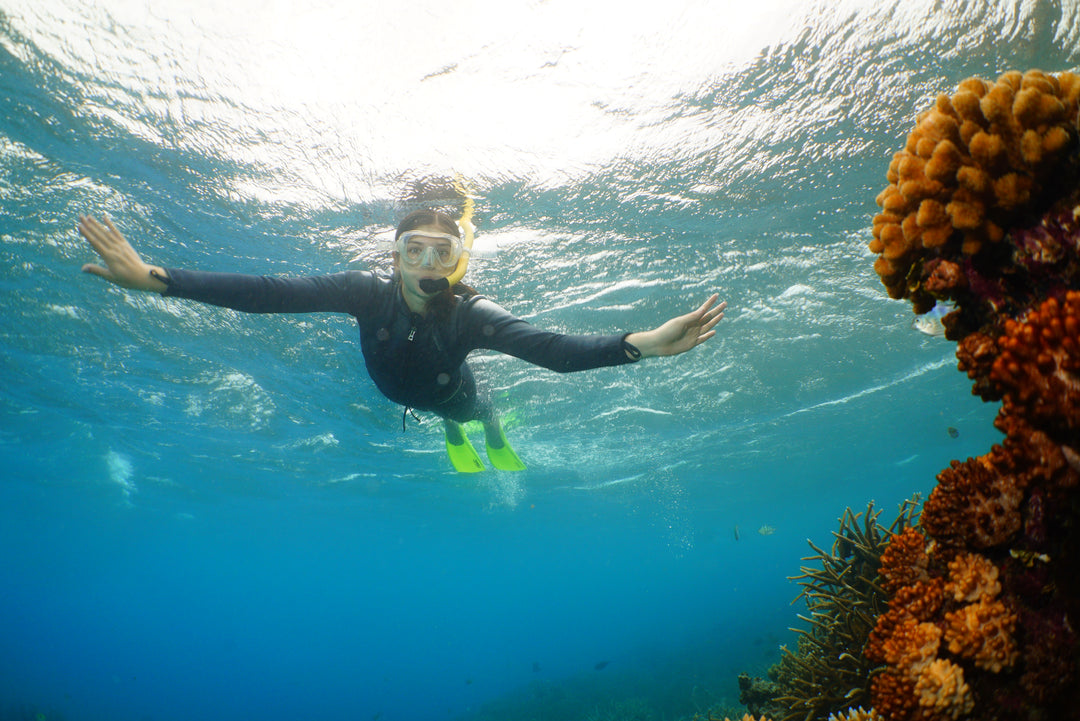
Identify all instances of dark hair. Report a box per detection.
[395,208,460,240]
[394,208,477,320]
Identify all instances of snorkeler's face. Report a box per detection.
[394,224,460,298]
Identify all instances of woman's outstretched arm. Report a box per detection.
[78,215,169,292]
[624,294,726,359]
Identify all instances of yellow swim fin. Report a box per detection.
[485,425,526,472]
[445,421,485,473]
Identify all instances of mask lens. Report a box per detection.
[396,232,463,270]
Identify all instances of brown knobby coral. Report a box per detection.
[869,70,1080,322]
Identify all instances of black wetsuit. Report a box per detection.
[162,268,637,423]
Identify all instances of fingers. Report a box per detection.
[81,263,115,282]
[78,214,116,255]
[689,296,725,347]
[693,293,719,316]
[692,297,725,327]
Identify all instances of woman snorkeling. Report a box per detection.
[77,209,726,472]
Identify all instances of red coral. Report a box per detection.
[955,331,1002,399]
[891,579,946,622]
[1018,608,1077,703]
[990,291,1080,442]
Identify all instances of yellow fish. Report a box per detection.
[758,524,776,536]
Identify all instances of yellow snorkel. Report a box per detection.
[418,175,475,294]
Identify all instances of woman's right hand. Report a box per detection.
[78,215,169,292]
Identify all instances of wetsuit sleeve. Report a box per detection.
[464,297,636,372]
[161,268,373,314]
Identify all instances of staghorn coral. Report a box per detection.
[869,69,1080,330]
[765,500,920,721]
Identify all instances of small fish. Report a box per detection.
[912,304,950,337]
[758,525,775,536]
[734,525,740,541]
[947,426,959,438]
[594,660,609,671]
[1010,549,1050,566]
[532,661,541,673]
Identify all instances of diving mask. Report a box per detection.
[395,231,465,271]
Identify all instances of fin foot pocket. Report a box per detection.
[485,426,526,472]
[445,422,485,473]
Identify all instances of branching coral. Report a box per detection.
[869,69,1080,331]
[826,709,883,721]
[765,500,920,721]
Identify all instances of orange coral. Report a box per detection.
[880,617,942,673]
[866,580,945,672]
[912,658,975,720]
[859,67,1080,721]
[869,70,1080,311]
[878,527,930,593]
[827,709,883,721]
[944,552,1000,603]
[942,598,1019,673]
[890,579,945,622]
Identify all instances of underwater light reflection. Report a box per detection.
[3,0,838,208]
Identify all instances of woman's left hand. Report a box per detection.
[625,294,726,358]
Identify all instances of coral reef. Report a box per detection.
[869,69,1080,330]
[865,297,1080,721]
[764,500,920,721]
[826,710,883,721]
[860,69,1080,721]
[744,69,1079,721]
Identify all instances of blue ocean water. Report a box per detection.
[2,1,1078,720]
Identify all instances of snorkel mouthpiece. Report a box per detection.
[419,277,448,294]
[418,175,474,294]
